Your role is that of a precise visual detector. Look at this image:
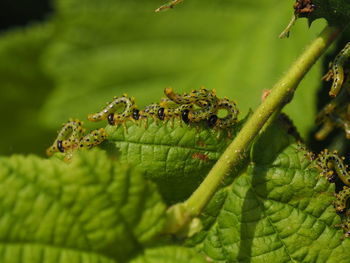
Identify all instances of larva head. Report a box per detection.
[207,115,218,128]
[182,109,190,124]
[107,113,115,125]
[164,87,173,97]
[132,109,140,120]
[157,107,165,120]
[57,140,64,153]
[326,172,337,183]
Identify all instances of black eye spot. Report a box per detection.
[207,115,218,128]
[107,114,114,125]
[328,174,336,183]
[57,140,64,153]
[132,109,140,120]
[337,209,346,215]
[182,109,190,124]
[157,107,165,120]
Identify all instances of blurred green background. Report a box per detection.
[0,0,337,156]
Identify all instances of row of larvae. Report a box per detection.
[46,119,107,157]
[47,87,239,157]
[315,42,350,140]
[316,149,350,237]
[323,42,350,98]
[87,88,239,129]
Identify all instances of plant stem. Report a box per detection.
[155,0,183,12]
[182,25,341,217]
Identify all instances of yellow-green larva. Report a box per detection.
[80,128,107,149]
[159,98,193,122]
[334,186,350,214]
[88,95,136,124]
[164,87,221,123]
[214,98,239,129]
[46,119,84,156]
[327,42,350,97]
[164,87,217,105]
[316,149,350,186]
[336,209,350,238]
[46,119,107,156]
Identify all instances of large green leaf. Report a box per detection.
[0,149,166,263]
[130,246,207,263]
[186,121,350,262]
[103,118,244,203]
[38,0,327,138]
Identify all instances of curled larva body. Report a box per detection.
[188,101,217,122]
[334,186,350,214]
[46,119,107,156]
[46,119,85,156]
[316,149,350,186]
[164,87,221,123]
[215,98,239,129]
[328,42,350,97]
[88,95,135,123]
[57,119,85,141]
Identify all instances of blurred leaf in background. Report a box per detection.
[0,0,329,156]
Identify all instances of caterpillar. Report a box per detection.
[46,119,84,156]
[80,128,107,149]
[46,119,107,156]
[139,103,161,121]
[164,87,221,123]
[88,95,136,125]
[87,88,239,129]
[334,186,350,214]
[164,87,216,104]
[316,149,350,185]
[324,42,350,97]
[336,209,350,238]
[159,98,193,124]
[214,98,239,129]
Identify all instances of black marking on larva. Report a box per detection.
[132,109,140,120]
[182,109,190,124]
[107,113,114,125]
[157,107,165,120]
[57,140,64,153]
[207,115,218,128]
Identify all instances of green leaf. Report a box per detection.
[130,246,207,263]
[103,118,244,203]
[187,121,350,262]
[38,0,326,138]
[0,149,166,263]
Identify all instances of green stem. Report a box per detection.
[182,25,341,217]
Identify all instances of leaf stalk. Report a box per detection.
[164,25,343,234]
